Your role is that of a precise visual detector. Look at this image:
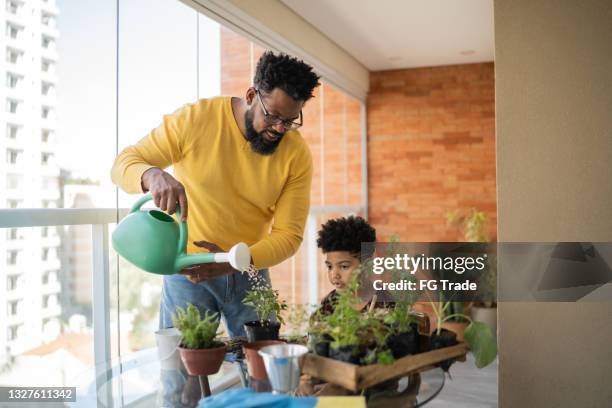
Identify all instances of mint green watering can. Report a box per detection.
[112,194,251,275]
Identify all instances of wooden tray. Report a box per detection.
[302,337,467,391]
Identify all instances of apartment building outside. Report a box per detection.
[0,0,61,364]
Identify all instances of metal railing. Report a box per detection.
[0,207,127,406]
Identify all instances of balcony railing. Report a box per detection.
[0,204,363,403]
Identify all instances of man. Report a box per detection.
[111,51,320,336]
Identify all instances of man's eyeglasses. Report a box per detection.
[256,89,303,130]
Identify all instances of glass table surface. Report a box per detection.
[69,348,445,408]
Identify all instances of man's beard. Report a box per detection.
[244,109,285,155]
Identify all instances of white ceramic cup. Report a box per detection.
[155,328,183,370]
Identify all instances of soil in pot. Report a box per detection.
[178,341,226,376]
[243,340,284,380]
[309,333,333,357]
[244,320,281,342]
[429,329,458,372]
[328,344,367,365]
[386,323,419,359]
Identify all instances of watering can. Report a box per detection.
[112,193,251,275]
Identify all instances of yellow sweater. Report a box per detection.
[110,96,313,268]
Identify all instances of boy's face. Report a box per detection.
[325,251,361,290]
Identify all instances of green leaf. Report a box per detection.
[464,321,497,368]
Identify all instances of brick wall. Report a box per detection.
[368,63,497,242]
[220,27,497,306]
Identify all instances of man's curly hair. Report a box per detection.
[254,51,320,101]
[316,216,376,259]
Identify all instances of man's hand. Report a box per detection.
[179,241,235,283]
[141,167,188,221]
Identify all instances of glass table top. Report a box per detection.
[68,347,445,408]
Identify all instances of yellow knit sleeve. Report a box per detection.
[249,144,313,268]
[110,103,196,193]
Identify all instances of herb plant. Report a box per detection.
[242,285,288,325]
[171,303,221,349]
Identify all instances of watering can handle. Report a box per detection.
[129,193,189,256]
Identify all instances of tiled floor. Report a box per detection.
[425,352,498,408]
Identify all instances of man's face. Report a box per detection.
[325,251,361,290]
[244,88,304,155]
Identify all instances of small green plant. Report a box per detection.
[171,303,221,349]
[285,304,309,342]
[447,208,496,306]
[384,300,418,335]
[429,300,497,368]
[242,285,288,325]
[322,269,395,365]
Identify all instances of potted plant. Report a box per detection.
[447,209,497,338]
[171,303,226,376]
[428,299,497,371]
[284,304,309,344]
[383,300,419,358]
[307,307,333,357]
[323,271,394,365]
[242,285,288,342]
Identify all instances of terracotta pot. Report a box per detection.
[178,343,226,376]
[441,321,469,342]
[243,340,283,380]
[471,305,497,338]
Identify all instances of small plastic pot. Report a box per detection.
[328,344,367,365]
[177,342,226,376]
[244,320,281,343]
[386,323,419,359]
[242,340,284,380]
[429,328,458,371]
[308,333,333,357]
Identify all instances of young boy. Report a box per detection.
[316,215,391,315]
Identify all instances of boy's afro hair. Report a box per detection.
[316,216,376,258]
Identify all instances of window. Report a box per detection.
[42,129,53,142]
[42,294,56,308]
[6,23,17,39]
[6,0,20,14]
[42,152,53,165]
[7,228,18,240]
[6,149,20,165]
[7,199,20,208]
[8,325,20,341]
[42,226,49,237]
[7,124,19,139]
[8,301,19,316]
[6,99,19,113]
[43,271,57,285]
[6,72,20,88]
[6,48,22,64]
[41,35,55,49]
[42,248,49,261]
[7,275,19,291]
[42,106,52,119]
[6,173,22,189]
[42,177,58,190]
[7,250,19,265]
[41,13,55,28]
[42,81,54,95]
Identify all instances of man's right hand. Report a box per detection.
[141,167,188,221]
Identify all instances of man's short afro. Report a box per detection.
[254,51,320,101]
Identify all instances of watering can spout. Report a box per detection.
[112,194,251,275]
[174,242,251,272]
